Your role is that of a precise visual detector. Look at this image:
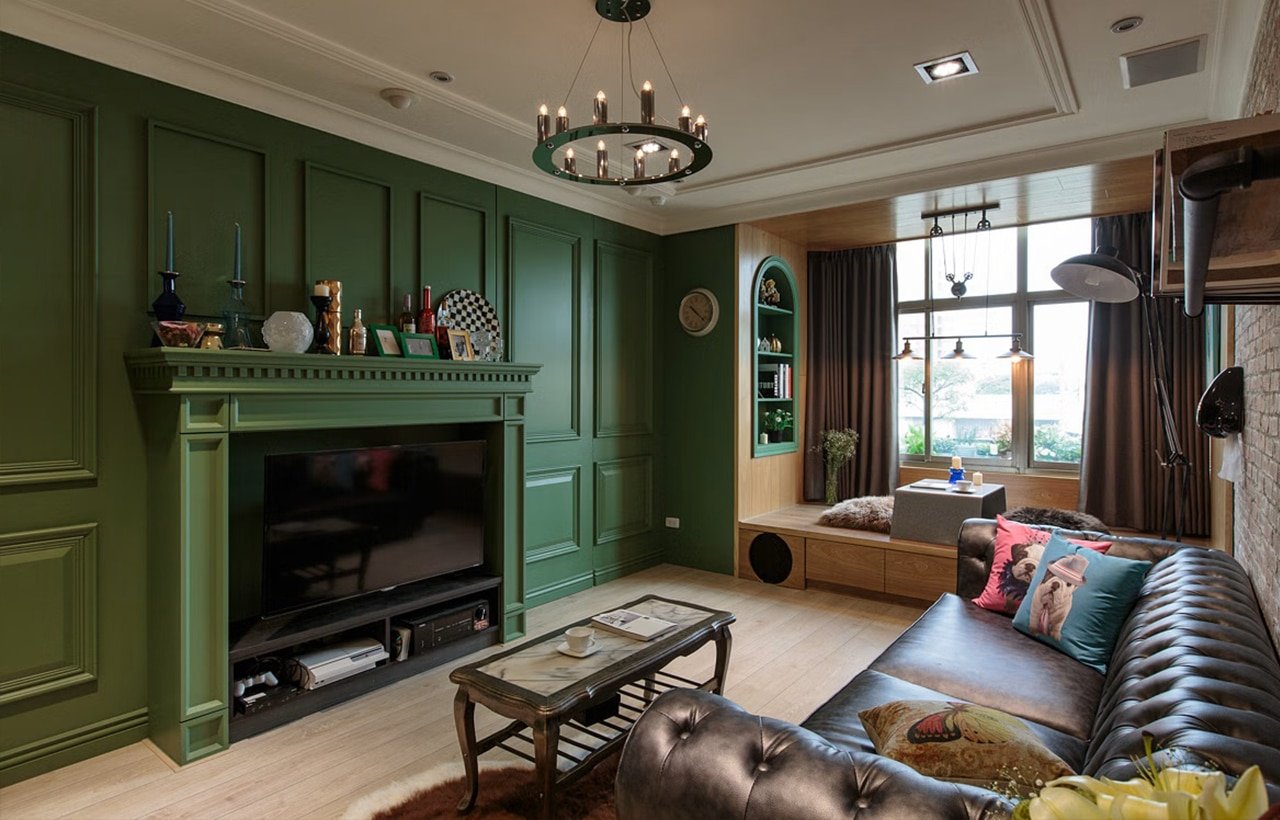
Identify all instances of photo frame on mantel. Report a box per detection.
[369,324,403,357]
[400,332,439,359]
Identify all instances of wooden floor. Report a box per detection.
[0,564,925,819]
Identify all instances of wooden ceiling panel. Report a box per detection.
[750,155,1153,250]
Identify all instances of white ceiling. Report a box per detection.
[3,0,1264,235]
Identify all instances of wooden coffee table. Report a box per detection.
[449,595,734,819]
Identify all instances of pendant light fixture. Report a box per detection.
[940,339,976,360]
[892,339,922,360]
[996,334,1034,361]
[532,0,712,187]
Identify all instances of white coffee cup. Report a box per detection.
[565,626,595,653]
[954,480,974,492]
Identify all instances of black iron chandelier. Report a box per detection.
[532,0,712,187]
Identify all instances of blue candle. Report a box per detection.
[165,210,174,271]
[233,222,242,278]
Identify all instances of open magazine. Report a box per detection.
[590,608,678,641]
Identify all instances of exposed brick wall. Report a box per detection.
[1233,0,1280,651]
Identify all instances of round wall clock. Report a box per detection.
[678,287,720,336]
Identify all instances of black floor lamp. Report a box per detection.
[1050,248,1189,541]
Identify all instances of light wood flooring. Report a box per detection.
[0,563,925,819]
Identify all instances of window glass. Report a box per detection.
[896,312,926,455]
[1027,218,1091,292]
[896,239,926,303]
[1032,301,1088,463]
[930,226,1016,297]
[928,307,1012,460]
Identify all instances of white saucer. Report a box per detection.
[949,487,976,494]
[556,640,600,658]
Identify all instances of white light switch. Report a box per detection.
[664,517,680,529]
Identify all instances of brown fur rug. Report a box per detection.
[1003,506,1109,533]
[368,755,618,819]
[818,496,895,533]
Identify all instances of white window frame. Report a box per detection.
[897,225,1085,473]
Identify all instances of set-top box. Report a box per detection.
[397,599,490,657]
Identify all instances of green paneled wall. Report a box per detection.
[660,228,738,573]
[0,34,666,785]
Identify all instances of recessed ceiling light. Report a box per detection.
[914,51,979,85]
[1111,16,1143,34]
[627,138,668,154]
[428,70,454,83]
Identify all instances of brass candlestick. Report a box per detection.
[318,279,342,354]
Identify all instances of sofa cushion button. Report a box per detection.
[679,731,690,740]
[756,762,770,772]
[856,798,870,809]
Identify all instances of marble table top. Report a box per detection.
[453,596,730,705]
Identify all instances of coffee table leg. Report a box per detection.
[712,626,733,694]
[454,688,480,813]
[532,717,560,820]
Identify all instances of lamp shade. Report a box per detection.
[1050,251,1139,303]
[996,336,1034,360]
[940,339,975,360]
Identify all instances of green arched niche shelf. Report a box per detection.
[752,256,799,457]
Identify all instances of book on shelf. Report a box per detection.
[591,608,678,641]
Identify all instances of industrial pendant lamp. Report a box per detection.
[532,0,712,187]
[996,334,1034,361]
[892,339,922,360]
[940,339,976,360]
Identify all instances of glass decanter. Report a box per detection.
[221,278,253,349]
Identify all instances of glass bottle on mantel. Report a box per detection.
[398,293,416,334]
[349,308,368,356]
[221,278,253,349]
[417,286,435,336]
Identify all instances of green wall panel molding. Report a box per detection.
[507,217,583,443]
[525,466,581,563]
[147,120,269,318]
[304,161,394,322]
[594,548,665,586]
[594,242,654,438]
[0,83,97,488]
[419,191,497,308]
[2,33,667,781]
[0,707,148,787]
[0,524,98,705]
[594,456,653,544]
[659,228,737,575]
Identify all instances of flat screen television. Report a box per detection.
[261,441,486,617]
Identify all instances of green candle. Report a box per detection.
[233,222,242,278]
[165,210,174,270]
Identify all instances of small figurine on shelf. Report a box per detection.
[758,337,771,352]
[769,334,783,353]
[759,277,781,306]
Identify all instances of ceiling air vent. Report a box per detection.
[1120,35,1206,89]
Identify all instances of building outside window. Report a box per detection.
[895,217,1091,470]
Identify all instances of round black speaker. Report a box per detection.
[748,532,793,584]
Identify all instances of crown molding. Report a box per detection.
[1207,0,1266,120]
[1,0,668,234]
[1016,0,1079,115]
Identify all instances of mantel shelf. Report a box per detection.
[125,348,541,396]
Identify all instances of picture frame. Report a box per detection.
[369,324,404,357]
[400,332,439,359]
[446,328,475,361]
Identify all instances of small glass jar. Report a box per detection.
[199,322,224,350]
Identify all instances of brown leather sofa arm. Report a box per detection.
[615,689,1011,820]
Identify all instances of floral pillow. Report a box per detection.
[859,698,1074,792]
[972,516,1111,615]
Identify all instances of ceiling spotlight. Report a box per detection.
[915,51,979,84]
[379,88,417,110]
[628,139,667,154]
[1111,16,1143,34]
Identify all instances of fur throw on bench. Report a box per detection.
[1003,506,1109,533]
[819,496,894,534]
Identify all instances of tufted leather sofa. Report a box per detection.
[615,519,1280,819]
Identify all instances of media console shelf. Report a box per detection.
[126,348,540,766]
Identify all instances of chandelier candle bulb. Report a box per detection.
[563,147,576,175]
[536,104,550,141]
[633,148,645,178]
[555,106,569,135]
[593,90,608,124]
[596,140,608,178]
[312,283,330,298]
[668,148,680,173]
[693,114,707,142]
[640,80,654,125]
[678,105,691,132]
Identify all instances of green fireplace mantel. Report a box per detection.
[125,347,540,765]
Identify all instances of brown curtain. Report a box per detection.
[1079,213,1210,536]
[804,245,898,501]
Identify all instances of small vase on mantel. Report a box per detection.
[151,271,185,347]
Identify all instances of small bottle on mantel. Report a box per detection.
[398,293,416,334]
[417,286,435,336]
[349,308,367,356]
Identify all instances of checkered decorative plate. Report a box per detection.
[436,289,503,362]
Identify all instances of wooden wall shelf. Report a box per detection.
[751,257,800,457]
